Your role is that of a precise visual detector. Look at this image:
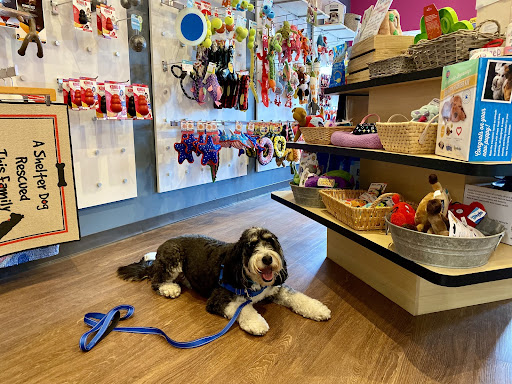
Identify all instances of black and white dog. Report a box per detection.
[118,227,331,336]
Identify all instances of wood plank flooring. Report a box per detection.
[1,194,512,384]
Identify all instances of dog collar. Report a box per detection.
[219,265,267,298]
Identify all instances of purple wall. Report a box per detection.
[349,0,477,32]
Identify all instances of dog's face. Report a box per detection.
[239,227,286,287]
[450,95,466,122]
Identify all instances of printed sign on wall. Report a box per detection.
[0,103,79,257]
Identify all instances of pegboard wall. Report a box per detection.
[149,0,250,193]
[0,0,137,209]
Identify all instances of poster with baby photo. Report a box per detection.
[482,59,512,103]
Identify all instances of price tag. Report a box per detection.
[131,14,143,32]
[424,4,442,39]
[228,62,234,73]
[468,207,486,224]
[317,178,335,188]
[182,60,195,73]
[197,121,206,133]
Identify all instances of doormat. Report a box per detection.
[0,103,79,257]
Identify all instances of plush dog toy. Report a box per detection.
[378,10,402,35]
[426,199,449,236]
[390,194,416,228]
[415,174,450,233]
[411,103,439,122]
[292,107,307,126]
[449,201,485,227]
[441,95,466,123]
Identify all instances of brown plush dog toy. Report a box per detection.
[415,174,450,233]
[426,199,449,236]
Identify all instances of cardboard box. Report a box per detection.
[436,57,512,162]
[464,184,512,246]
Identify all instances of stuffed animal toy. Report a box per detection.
[415,174,450,233]
[492,63,506,100]
[277,21,297,47]
[411,103,439,122]
[378,10,402,35]
[292,107,307,126]
[390,194,416,228]
[449,201,485,227]
[426,199,449,236]
[306,115,324,127]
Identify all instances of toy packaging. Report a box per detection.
[436,57,512,162]
[105,81,126,119]
[133,84,153,119]
[126,85,135,119]
[96,82,106,119]
[324,1,346,25]
[63,79,70,106]
[100,4,117,39]
[80,77,97,110]
[464,184,512,246]
[69,78,82,110]
[73,0,92,33]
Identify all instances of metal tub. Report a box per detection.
[289,182,326,208]
[385,215,506,268]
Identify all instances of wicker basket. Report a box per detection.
[376,114,438,154]
[408,20,504,70]
[368,55,416,79]
[320,190,396,231]
[299,125,354,145]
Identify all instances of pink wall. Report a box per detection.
[350,0,477,32]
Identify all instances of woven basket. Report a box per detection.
[368,55,416,79]
[376,114,438,154]
[320,190,396,231]
[299,125,354,145]
[409,20,504,70]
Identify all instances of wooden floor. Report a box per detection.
[1,194,512,384]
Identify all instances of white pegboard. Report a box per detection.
[149,0,249,193]
[0,0,137,209]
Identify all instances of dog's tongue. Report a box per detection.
[261,267,273,282]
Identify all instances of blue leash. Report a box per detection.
[80,301,251,351]
[80,265,267,352]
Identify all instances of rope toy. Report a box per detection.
[257,136,274,165]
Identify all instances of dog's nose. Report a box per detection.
[262,255,273,265]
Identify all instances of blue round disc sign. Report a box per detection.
[175,7,207,46]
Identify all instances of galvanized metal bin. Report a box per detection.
[385,215,506,268]
[289,182,326,208]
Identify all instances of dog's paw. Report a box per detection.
[239,315,269,336]
[304,299,331,321]
[158,283,181,298]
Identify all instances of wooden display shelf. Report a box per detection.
[0,86,57,101]
[272,191,512,287]
[286,142,512,177]
[324,67,443,95]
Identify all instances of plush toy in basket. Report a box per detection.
[331,114,383,149]
[292,107,353,145]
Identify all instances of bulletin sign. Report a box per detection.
[0,103,79,257]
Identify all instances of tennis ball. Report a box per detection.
[206,20,211,28]
[248,42,254,49]
[249,28,256,36]
[211,17,222,30]
[248,35,255,42]
[202,38,212,48]
[231,0,238,7]
[240,0,248,9]
[225,16,234,26]
[236,26,248,38]
[206,29,212,37]
[247,4,254,11]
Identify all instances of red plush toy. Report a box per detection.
[390,194,416,228]
[448,202,486,227]
[306,115,324,127]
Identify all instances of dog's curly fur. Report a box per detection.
[118,227,331,335]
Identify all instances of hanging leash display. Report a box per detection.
[80,266,267,352]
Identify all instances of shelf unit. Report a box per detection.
[273,69,512,316]
[314,23,356,44]
[287,142,512,177]
[325,68,444,95]
[273,0,328,20]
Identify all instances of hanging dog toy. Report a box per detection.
[267,33,283,92]
[247,28,259,103]
[257,33,270,107]
[175,5,208,46]
[11,7,44,58]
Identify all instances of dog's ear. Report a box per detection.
[223,243,245,288]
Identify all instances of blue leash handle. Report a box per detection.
[79,301,251,352]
